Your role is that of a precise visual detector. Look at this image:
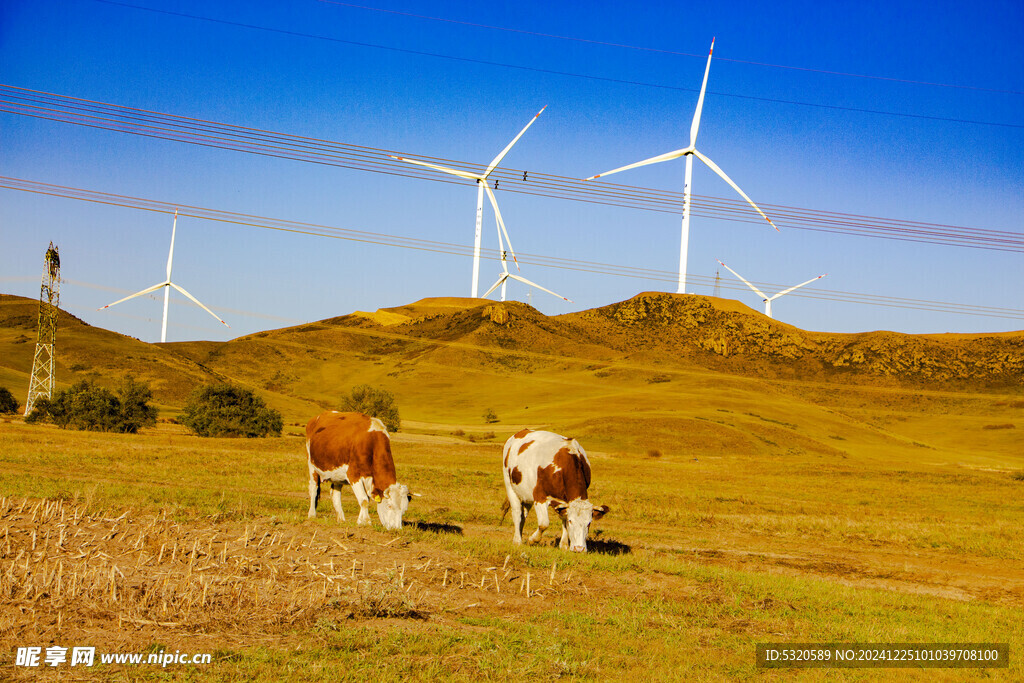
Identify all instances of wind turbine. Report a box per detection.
[717,259,826,319]
[99,210,229,342]
[481,223,572,304]
[583,38,778,294]
[390,105,547,298]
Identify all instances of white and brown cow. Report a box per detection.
[502,428,609,552]
[306,411,410,531]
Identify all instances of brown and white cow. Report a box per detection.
[305,411,410,531]
[502,428,609,552]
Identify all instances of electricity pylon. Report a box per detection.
[25,243,60,416]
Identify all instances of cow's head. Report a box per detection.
[375,483,411,531]
[552,499,609,553]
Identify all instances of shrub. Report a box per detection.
[115,376,159,433]
[180,384,283,438]
[25,377,157,433]
[0,387,18,414]
[483,408,499,424]
[340,384,400,432]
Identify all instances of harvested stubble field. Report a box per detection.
[1,420,1023,681]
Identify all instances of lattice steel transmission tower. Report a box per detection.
[25,243,61,416]
[713,269,721,298]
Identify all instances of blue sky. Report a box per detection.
[1,0,1022,342]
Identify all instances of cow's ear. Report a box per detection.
[591,505,609,520]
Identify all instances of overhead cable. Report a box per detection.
[2,86,1020,255]
[316,0,1024,96]
[2,175,1022,321]
[88,0,1024,128]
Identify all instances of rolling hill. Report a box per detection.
[2,291,1020,467]
[3,291,1022,409]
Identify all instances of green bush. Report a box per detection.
[0,387,18,414]
[180,384,283,438]
[340,384,400,432]
[116,376,159,433]
[25,377,157,433]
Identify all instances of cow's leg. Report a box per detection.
[505,487,525,545]
[530,502,550,545]
[558,514,570,550]
[504,481,526,545]
[330,481,346,523]
[351,477,373,526]
[307,462,321,519]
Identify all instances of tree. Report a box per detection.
[24,377,157,433]
[180,384,283,438]
[483,408,499,424]
[340,384,400,432]
[0,387,18,414]
[116,376,158,433]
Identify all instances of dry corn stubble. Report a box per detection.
[0,495,586,650]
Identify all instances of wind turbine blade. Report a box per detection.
[690,38,715,145]
[166,210,178,280]
[481,274,508,299]
[168,282,230,328]
[484,105,547,178]
[716,259,768,300]
[388,155,481,182]
[693,149,779,231]
[507,274,573,303]
[771,274,827,300]
[98,281,169,310]
[483,183,519,271]
[582,147,690,181]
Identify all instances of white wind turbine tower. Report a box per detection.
[583,38,778,294]
[390,106,546,298]
[99,210,229,342]
[717,259,826,319]
[481,221,573,304]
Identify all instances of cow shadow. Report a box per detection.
[409,520,463,535]
[587,537,631,556]
[542,534,632,555]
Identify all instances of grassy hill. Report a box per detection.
[2,290,1020,464]
[0,293,221,410]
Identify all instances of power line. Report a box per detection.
[3,85,1021,254]
[317,1,1024,96]
[2,175,1023,321]
[87,0,1024,129]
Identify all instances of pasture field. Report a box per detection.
[1,418,1022,681]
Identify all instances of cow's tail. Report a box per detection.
[499,499,510,524]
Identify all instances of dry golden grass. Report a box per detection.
[1,417,1023,681]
